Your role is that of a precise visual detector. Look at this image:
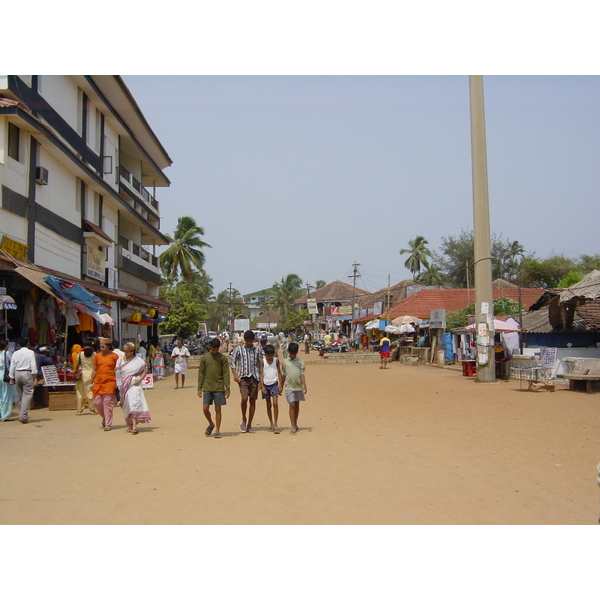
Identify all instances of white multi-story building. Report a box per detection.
[0,75,171,344]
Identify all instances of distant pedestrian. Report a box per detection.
[171,340,190,389]
[197,338,230,439]
[379,335,391,369]
[281,342,307,435]
[304,331,310,354]
[230,330,262,433]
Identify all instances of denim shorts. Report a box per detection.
[203,391,227,406]
[262,382,279,399]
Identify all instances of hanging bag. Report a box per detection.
[73,351,83,381]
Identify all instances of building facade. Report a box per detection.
[0,75,171,345]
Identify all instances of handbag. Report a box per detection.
[73,351,82,380]
[3,351,10,383]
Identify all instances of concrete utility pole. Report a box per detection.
[227,282,233,333]
[349,262,360,342]
[470,75,495,383]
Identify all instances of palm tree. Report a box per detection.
[271,273,303,317]
[207,288,243,331]
[400,235,432,278]
[315,280,326,289]
[415,263,445,287]
[160,216,212,282]
[175,271,213,304]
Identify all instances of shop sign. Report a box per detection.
[307,299,318,315]
[430,309,446,329]
[373,301,383,315]
[338,305,352,316]
[86,245,106,282]
[107,268,118,289]
[0,235,28,260]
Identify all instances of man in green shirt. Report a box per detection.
[197,338,230,438]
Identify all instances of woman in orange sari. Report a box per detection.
[91,339,119,431]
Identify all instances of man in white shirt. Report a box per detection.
[171,340,191,389]
[9,337,37,424]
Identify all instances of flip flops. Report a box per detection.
[205,425,215,436]
[239,423,247,433]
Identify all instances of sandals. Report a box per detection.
[205,425,215,437]
[131,429,138,435]
[214,432,222,439]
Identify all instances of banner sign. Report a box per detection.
[86,245,106,281]
[1,235,28,260]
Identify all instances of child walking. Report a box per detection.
[259,344,283,434]
[281,342,307,434]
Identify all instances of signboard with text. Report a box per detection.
[86,245,106,281]
[429,309,446,329]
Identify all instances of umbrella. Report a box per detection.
[465,318,520,333]
[392,315,422,326]
[0,295,17,310]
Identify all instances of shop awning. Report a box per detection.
[43,275,112,314]
[13,266,64,301]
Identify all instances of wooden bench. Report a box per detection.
[557,357,600,393]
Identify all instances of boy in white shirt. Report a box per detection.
[259,344,282,434]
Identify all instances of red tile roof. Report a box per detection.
[387,287,544,320]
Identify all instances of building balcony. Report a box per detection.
[118,164,160,220]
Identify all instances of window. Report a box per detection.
[8,122,20,161]
[95,109,102,154]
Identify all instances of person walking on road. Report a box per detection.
[8,337,37,424]
[230,330,262,433]
[197,338,230,439]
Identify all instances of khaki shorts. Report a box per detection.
[238,377,258,400]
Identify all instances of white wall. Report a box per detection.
[39,76,79,132]
[34,223,81,277]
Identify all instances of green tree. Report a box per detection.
[520,254,579,288]
[281,308,311,331]
[315,280,326,289]
[271,274,303,317]
[206,288,244,331]
[557,271,583,288]
[435,229,527,287]
[445,296,523,331]
[577,254,600,273]
[414,263,446,287]
[160,216,212,282]
[159,287,206,339]
[400,235,432,278]
[175,271,213,303]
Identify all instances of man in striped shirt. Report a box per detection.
[230,330,263,433]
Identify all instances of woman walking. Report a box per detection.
[0,340,17,421]
[74,343,97,415]
[91,339,119,431]
[116,342,151,434]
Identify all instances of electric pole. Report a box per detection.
[349,262,360,343]
[470,75,495,383]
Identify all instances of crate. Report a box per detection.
[48,391,77,411]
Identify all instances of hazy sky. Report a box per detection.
[122,75,599,296]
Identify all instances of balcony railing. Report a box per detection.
[117,240,159,268]
[119,164,160,213]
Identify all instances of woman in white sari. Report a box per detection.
[116,342,151,434]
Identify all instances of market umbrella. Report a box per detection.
[392,315,422,326]
[465,318,520,333]
[1,294,17,339]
